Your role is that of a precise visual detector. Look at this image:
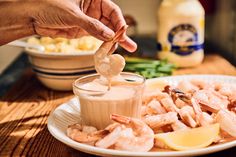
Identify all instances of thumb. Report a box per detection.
[78,14,115,41]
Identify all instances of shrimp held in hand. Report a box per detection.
[94,25,127,87]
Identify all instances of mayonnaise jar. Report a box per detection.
[157,0,205,67]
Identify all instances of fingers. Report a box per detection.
[100,17,115,31]
[101,0,126,31]
[78,14,115,41]
[101,0,137,52]
[35,26,58,37]
[35,26,86,39]
[119,35,137,52]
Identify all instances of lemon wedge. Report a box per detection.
[155,123,220,151]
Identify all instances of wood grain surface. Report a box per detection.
[0,54,235,157]
[174,55,236,75]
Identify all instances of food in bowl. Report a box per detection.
[27,36,102,53]
[25,36,102,91]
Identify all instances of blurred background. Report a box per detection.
[113,0,236,64]
[1,0,236,73]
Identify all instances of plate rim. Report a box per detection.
[47,74,236,157]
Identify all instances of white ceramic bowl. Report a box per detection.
[33,67,96,91]
[25,48,96,91]
[25,48,95,69]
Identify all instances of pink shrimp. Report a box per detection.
[215,109,236,137]
[146,99,167,115]
[190,79,209,90]
[217,83,236,97]
[171,120,189,131]
[142,89,169,105]
[67,124,108,145]
[191,98,214,126]
[110,114,154,152]
[160,97,179,113]
[144,112,178,129]
[177,80,199,93]
[95,123,123,148]
[193,89,229,113]
[228,99,236,113]
[178,105,197,128]
[94,25,127,88]
[175,98,189,108]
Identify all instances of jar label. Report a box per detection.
[157,24,204,56]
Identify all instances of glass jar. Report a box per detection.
[157,0,205,67]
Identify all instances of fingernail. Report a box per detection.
[103,29,115,40]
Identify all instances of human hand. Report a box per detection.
[32,0,137,52]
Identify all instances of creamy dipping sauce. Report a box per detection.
[78,79,142,129]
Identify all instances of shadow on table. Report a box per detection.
[0,69,73,103]
[0,114,97,157]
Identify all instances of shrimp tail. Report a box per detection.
[112,25,128,43]
[111,114,131,124]
[95,25,128,57]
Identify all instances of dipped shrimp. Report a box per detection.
[94,25,127,89]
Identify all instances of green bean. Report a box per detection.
[124,57,176,79]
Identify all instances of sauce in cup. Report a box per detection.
[73,73,145,129]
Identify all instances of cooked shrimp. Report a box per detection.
[94,25,127,88]
[67,124,108,145]
[141,105,148,116]
[144,112,178,129]
[146,99,167,115]
[160,97,179,112]
[175,98,189,108]
[191,98,214,126]
[178,106,197,128]
[190,79,209,90]
[95,123,122,148]
[193,90,209,104]
[177,80,198,93]
[215,109,236,137]
[193,89,228,113]
[162,87,214,127]
[111,114,154,152]
[218,83,236,97]
[82,125,98,133]
[143,89,169,105]
[228,99,236,113]
[171,120,189,131]
[163,85,191,106]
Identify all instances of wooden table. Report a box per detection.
[0,54,236,157]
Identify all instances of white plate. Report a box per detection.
[47,75,236,157]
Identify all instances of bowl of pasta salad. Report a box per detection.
[25,36,102,91]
